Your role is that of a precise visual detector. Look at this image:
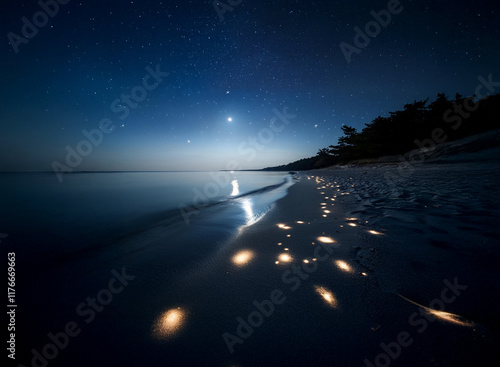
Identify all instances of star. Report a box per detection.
[228,117,233,122]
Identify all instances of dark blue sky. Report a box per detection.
[1,0,499,171]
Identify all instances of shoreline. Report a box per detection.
[191,169,498,366]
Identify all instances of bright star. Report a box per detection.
[228,117,233,122]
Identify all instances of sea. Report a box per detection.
[0,171,294,367]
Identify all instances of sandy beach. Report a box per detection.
[185,167,498,366]
[120,163,495,367]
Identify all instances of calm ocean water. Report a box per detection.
[0,171,293,258]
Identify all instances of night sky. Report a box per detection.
[1,0,499,172]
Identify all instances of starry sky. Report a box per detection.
[1,0,499,172]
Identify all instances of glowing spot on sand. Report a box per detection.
[348,223,357,227]
[296,220,305,224]
[334,260,353,273]
[346,217,358,221]
[320,203,327,206]
[232,250,254,266]
[361,272,368,276]
[398,295,474,327]
[278,253,293,263]
[284,248,289,251]
[153,308,187,338]
[303,259,310,264]
[427,310,474,326]
[277,223,292,230]
[317,236,335,244]
[286,234,291,237]
[322,214,327,217]
[324,210,331,214]
[275,261,279,264]
[368,230,383,235]
[314,286,338,308]
[278,242,282,246]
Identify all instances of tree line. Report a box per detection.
[263,93,500,171]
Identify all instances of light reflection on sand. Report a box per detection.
[368,230,383,235]
[278,253,293,263]
[314,285,338,308]
[153,307,187,339]
[398,294,474,327]
[277,223,292,230]
[232,250,254,266]
[317,236,335,243]
[334,259,354,273]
